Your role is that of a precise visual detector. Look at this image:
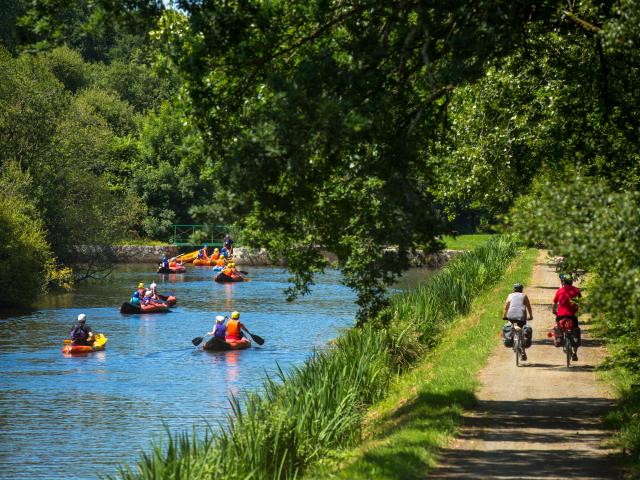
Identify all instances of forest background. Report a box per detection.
[1,0,639,395]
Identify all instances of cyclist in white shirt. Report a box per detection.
[503,283,534,360]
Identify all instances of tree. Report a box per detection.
[157,1,552,322]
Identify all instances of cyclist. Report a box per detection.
[502,283,534,361]
[552,274,581,361]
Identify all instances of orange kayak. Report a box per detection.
[193,258,216,266]
[62,334,107,354]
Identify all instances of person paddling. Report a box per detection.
[226,311,250,341]
[204,315,227,346]
[70,314,94,346]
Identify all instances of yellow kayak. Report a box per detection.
[62,333,108,354]
[172,250,199,263]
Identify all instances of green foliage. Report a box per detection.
[157,1,547,321]
[0,163,56,306]
[132,100,214,239]
[0,47,145,269]
[510,176,640,377]
[112,236,519,480]
[433,10,640,219]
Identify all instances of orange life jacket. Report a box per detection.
[217,258,225,267]
[226,319,243,339]
[212,253,220,260]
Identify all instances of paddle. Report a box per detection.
[245,330,264,345]
[192,335,206,347]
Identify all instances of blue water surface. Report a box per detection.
[0,265,358,479]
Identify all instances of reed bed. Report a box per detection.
[111,235,520,480]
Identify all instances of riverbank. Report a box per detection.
[79,245,461,267]
[111,236,520,479]
[304,247,538,478]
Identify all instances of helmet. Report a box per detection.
[77,313,86,322]
[214,248,219,252]
[162,255,167,260]
[133,291,139,297]
[229,262,235,267]
[513,283,523,292]
[216,315,225,323]
[150,282,157,289]
[231,311,240,319]
[138,283,145,289]
[145,290,152,296]
[563,274,573,285]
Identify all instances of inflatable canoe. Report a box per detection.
[174,250,199,263]
[62,333,108,354]
[157,265,186,274]
[156,294,177,307]
[203,337,250,351]
[214,272,245,283]
[193,258,215,266]
[120,302,169,314]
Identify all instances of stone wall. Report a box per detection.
[96,245,461,266]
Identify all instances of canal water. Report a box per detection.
[0,265,426,479]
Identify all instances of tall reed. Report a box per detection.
[111,235,520,480]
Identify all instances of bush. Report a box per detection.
[0,164,54,306]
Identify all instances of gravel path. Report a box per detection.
[430,251,621,479]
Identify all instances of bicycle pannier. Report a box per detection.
[523,325,533,348]
[502,323,514,347]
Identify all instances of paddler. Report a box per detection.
[211,248,220,261]
[70,314,94,346]
[197,244,209,260]
[216,255,226,268]
[225,311,250,341]
[160,255,170,269]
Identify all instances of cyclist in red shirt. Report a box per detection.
[552,274,581,361]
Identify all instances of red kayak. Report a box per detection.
[157,265,186,274]
[214,272,245,283]
[203,337,251,351]
[120,302,169,314]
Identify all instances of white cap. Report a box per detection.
[145,290,152,296]
[150,282,157,289]
[78,314,86,322]
[215,315,225,323]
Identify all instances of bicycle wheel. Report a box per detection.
[514,333,520,367]
[565,335,572,367]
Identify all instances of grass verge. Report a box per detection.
[602,358,640,479]
[306,247,538,479]
[443,233,494,250]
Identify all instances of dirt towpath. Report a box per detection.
[430,251,620,479]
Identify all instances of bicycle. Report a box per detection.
[514,323,526,366]
[557,317,578,368]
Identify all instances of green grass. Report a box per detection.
[601,354,640,479]
[110,236,524,480]
[113,239,171,246]
[306,248,538,479]
[443,233,494,250]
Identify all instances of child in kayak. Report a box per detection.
[206,315,227,340]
